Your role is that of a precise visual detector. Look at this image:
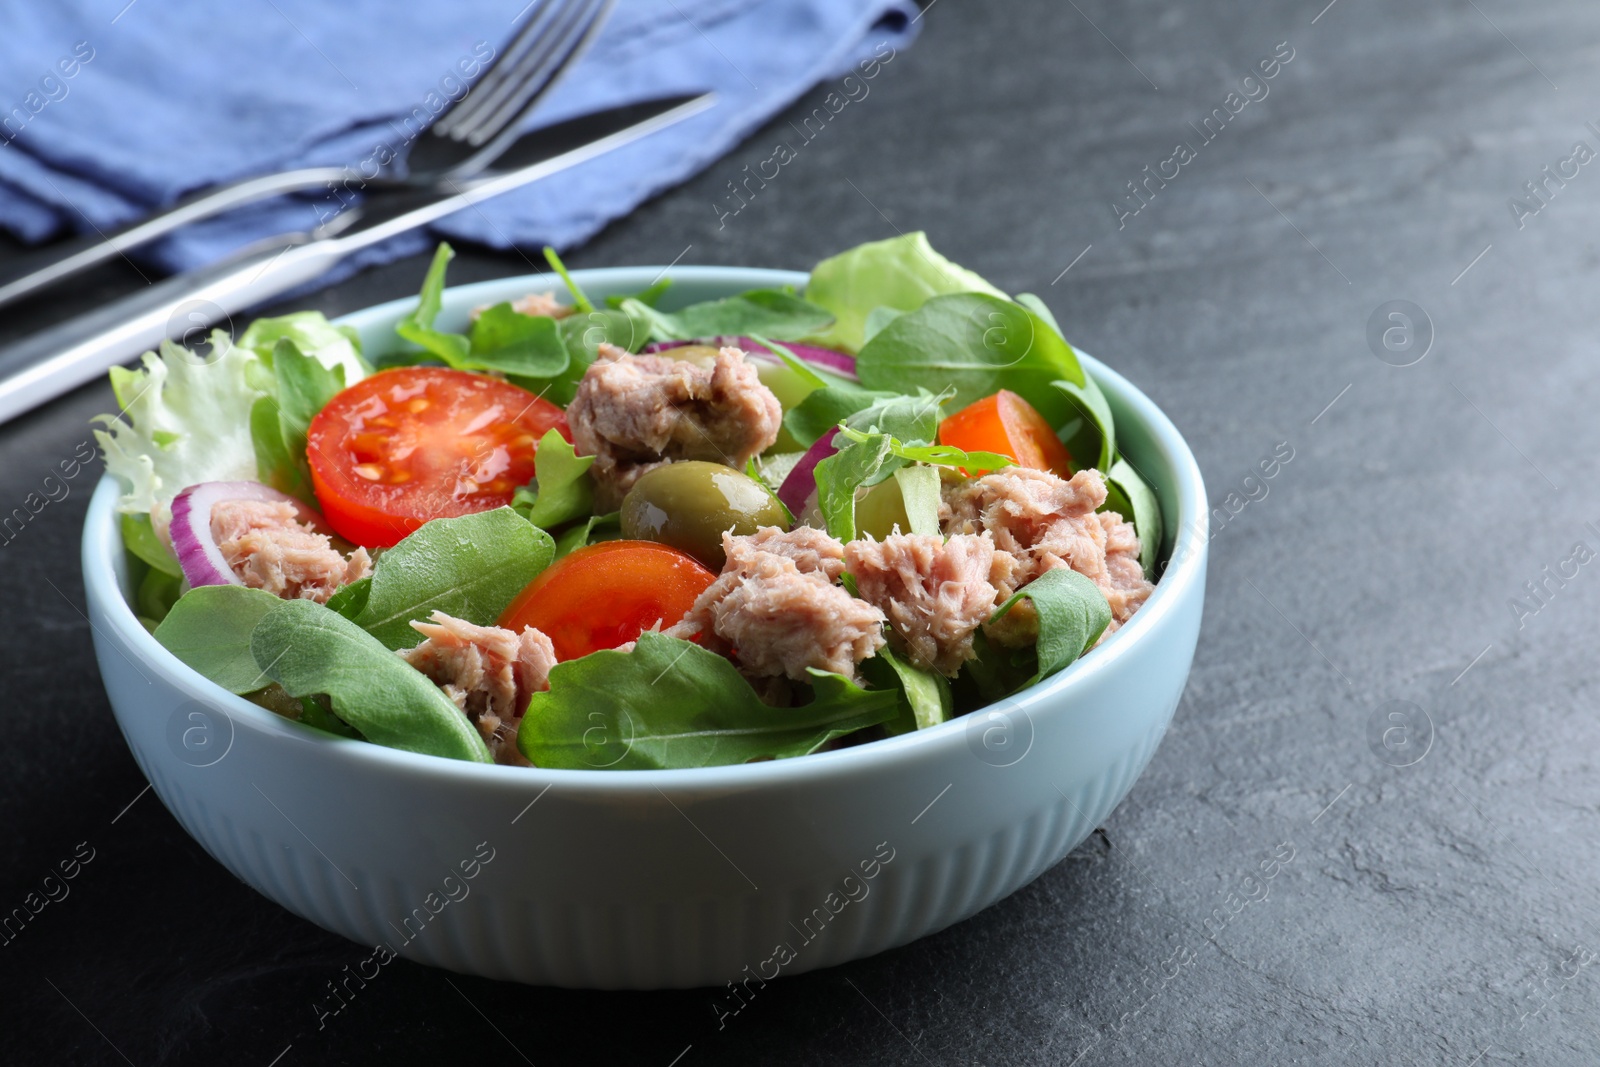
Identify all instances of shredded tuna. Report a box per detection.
[566,344,782,508]
[669,528,884,681]
[844,533,999,676]
[470,290,571,320]
[398,610,557,767]
[210,499,370,604]
[942,466,1154,629]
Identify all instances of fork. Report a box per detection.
[0,0,613,310]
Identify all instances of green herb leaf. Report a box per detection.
[121,513,180,577]
[348,507,555,650]
[154,585,283,693]
[517,632,896,769]
[988,567,1111,686]
[863,646,952,735]
[552,511,622,559]
[1053,376,1115,473]
[466,304,570,378]
[625,289,835,343]
[511,429,595,529]
[804,232,1009,352]
[542,246,594,314]
[855,293,1085,424]
[251,598,491,763]
[395,243,472,365]
[1105,458,1163,577]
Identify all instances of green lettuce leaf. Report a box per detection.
[239,310,367,382]
[154,585,284,693]
[804,232,1008,352]
[622,289,834,343]
[511,430,594,529]
[855,293,1085,427]
[863,646,952,735]
[251,338,345,503]
[988,567,1111,686]
[1105,458,1163,577]
[94,330,268,514]
[348,508,555,649]
[518,632,896,769]
[250,598,491,763]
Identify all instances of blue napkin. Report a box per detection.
[0,0,919,280]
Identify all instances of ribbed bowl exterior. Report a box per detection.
[85,268,1207,989]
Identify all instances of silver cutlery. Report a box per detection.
[0,0,614,311]
[0,92,714,425]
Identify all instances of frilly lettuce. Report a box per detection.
[95,314,367,516]
[94,332,268,515]
[803,231,1008,353]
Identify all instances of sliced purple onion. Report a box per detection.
[778,432,840,518]
[170,481,327,589]
[644,336,857,379]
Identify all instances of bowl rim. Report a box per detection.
[84,265,1208,794]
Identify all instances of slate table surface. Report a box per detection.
[4,0,1598,1063]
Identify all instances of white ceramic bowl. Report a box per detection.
[83,267,1207,989]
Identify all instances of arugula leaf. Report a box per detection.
[1054,376,1115,473]
[843,388,950,443]
[836,425,1012,473]
[517,632,896,769]
[511,430,595,529]
[621,289,835,343]
[783,382,899,448]
[251,598,491,763]
[154,585,283,693]
[863,646,952,735]
[605,276,671,309]
[250,339,345,504]
[466,304,570,378]
[1105,458,1163,577]
[855,293,1085,425]
[988,567,1111,686]
[395,243,472,365]
[325,575,371,619]
[553,511,621,559]
[814,432,895,542]
[804,232,1009,352]
[749,333,826,390]
[542,246,595,314]
[348,508,555,649]
[121,513,180,577]
[959,629,1038,704]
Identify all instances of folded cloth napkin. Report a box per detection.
[0,0,919,281]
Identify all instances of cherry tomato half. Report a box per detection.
[938,389,1073,478]
[498,540,717,660]
[306,366,568,547]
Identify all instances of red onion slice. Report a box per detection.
[644,336,857,379]
[777,431,840,519]
[169,481,327,589]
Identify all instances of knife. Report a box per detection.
[0,92,713,426]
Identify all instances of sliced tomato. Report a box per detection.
[498,540,716,660]
[306,366,568,547]
[938,389,1073,478]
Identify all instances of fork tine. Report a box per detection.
[463,0,612,147]
[431,0,567,139]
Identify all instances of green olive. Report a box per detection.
[620,461,789,569]
[854,478,913,541]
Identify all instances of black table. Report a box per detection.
[6,1,1598,1063]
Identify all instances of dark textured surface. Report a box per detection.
[3,0,1598,1063]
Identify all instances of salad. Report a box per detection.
[96,233,1162,770]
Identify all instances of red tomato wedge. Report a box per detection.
[498,540,717,661]
[306,367,568,547]
[938,389,1073,478]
